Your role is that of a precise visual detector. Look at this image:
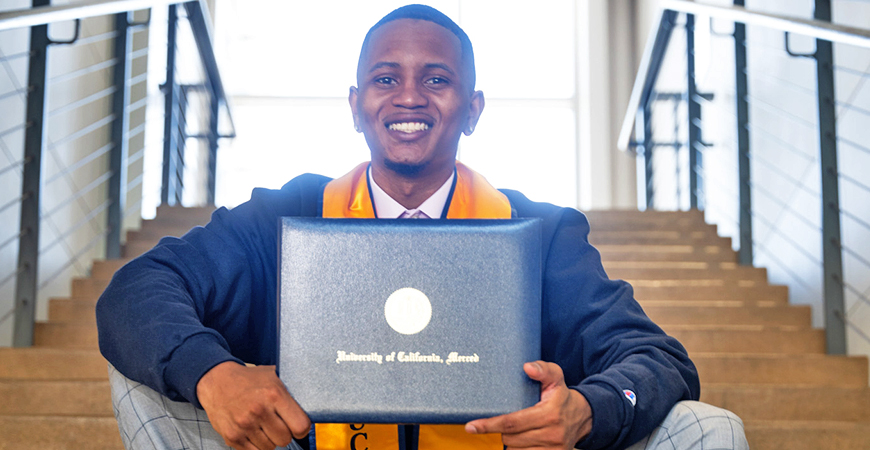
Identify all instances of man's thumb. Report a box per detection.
[525,361,563,388]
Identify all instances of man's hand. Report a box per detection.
[196,362,311,450]
[464,361,592,450]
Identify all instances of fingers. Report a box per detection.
[199,363,311,449]
[246,428,279,450]
[466,361,591,449]
[274,387,312,439]
[524,361,565,397]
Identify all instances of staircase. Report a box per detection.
[586,210,870,448]
[0,207,868,449]
[0,206,213,450]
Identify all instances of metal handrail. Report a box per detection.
[618,0,870,151]
[1,0,235,346]
[0,0,177,31]
[0,0,235,137]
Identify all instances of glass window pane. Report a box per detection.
[214,0,461,97]
[460,0,575,99]
[215,101,369,207]
[459,105,576,208]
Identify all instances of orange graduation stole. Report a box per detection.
[316,161,510,450]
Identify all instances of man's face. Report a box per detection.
[350,19,484,178]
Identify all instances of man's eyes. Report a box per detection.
[374,76,397,85]
[372,76,450,87]
[425,76,449,86]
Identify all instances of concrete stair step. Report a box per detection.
[628,278,769,288]
[47,298,98,323]
[0,416,121,450]
[156,205,215,221]
[71,278,110,299]
[608,266,768,283]
[745,420,870,449]
[33,323,98,349]
[692,354,868,387]
[589,229,721,244]
[0,380,112,416]
[633,285,788,304]
[90,259,132,279]
[641,303,811,327]
[0,348,106,380]
[154,205,215,223]
[126,225,198,243]
[33,320,825,355]
[702,385,870,422]
[591,234,730,246]
[585,210,709,229]
[598,244,736,262]
[662,326,824,354]
[123,240,156,259]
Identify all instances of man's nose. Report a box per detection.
[392,82,428,108]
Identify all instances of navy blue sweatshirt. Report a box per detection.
[96,173,699,450]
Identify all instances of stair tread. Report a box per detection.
[7,207,869,450]
[0,415,122,450]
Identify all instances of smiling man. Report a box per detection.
[97,5,748,450]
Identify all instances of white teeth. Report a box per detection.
[388,122,429,133]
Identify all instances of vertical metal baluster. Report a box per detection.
[161,4,179,206]
[644,99,655,210]
[635,99,654,210]
[814,0,846,355]
[206,87,218,206]
[107,12,130,259]
[734,0,753,266]
[13,0,51,347]
[175,84,187,205]
[686,14,701,210]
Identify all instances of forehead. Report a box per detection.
[361,19,463,71]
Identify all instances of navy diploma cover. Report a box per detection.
[278,218,542,424]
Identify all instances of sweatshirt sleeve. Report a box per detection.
[525,201,700,450]
[96,174,327,407]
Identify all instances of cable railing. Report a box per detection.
[0,0,233,347]
[619,0,870,357]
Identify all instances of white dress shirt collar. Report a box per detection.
[367,165,455,219]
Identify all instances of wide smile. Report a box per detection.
[387,122,430,133]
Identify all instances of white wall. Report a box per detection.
[630,0,870,360]
[0,4,148,346]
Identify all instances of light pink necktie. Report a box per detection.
[400,210,429,219]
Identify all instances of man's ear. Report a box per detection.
[349,86,361,132]
[464,90,485,136]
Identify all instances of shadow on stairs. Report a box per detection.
[0,207,867,448]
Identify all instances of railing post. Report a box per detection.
[161,4,181,206]
[686,14,701,210]
[635,101,655,210]
[734,0,753,266]
[13,0,51,347]
[207,88,218,205]
[814,0,846,355]
[107,12,130,259]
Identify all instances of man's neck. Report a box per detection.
[369,163,455,210]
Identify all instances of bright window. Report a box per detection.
[213,0,577,207]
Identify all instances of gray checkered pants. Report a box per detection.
[108,364,303,450]
[109,365,747,450]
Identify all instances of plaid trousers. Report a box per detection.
[108,365,748,450]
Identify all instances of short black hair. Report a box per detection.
[357,4,476,90]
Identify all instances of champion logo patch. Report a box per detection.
[623,389,637,406]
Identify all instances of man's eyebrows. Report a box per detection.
[423,63,456,75]
[368,62,400,72]
[366,62,457,75]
